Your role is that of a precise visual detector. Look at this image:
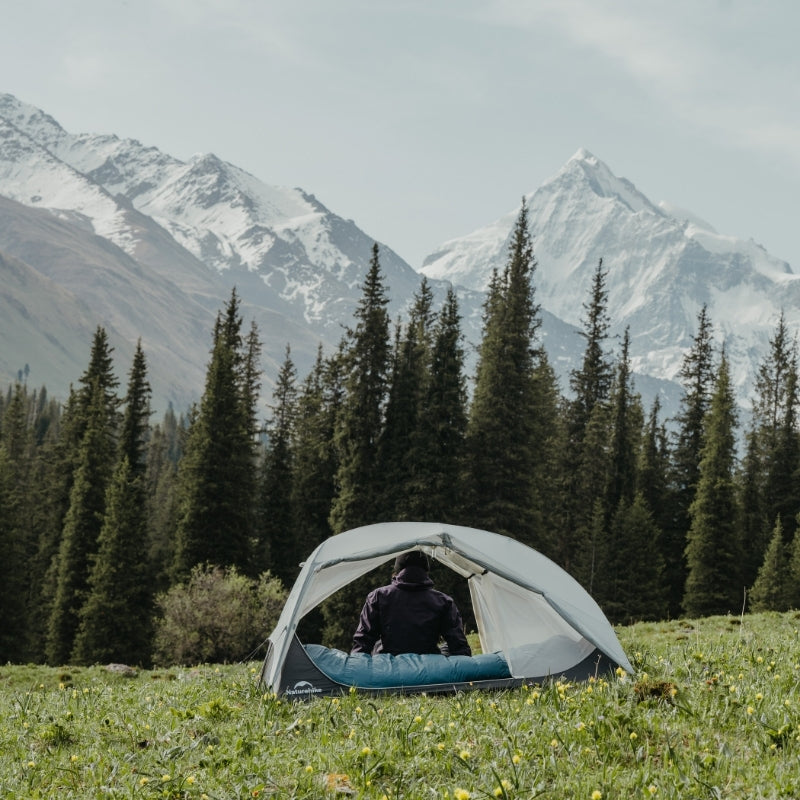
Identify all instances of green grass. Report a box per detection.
[2,612,800,799]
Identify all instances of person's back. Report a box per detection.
[351,551,471,657]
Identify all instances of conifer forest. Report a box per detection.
[2,202,800,667]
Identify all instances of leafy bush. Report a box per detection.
[152,564,286,666]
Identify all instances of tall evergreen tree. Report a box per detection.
[462,199,544,545]
[256,346,298,585]
[329,244,392,534]
[375,279,434,520]
[749,517,790,612]
[606,328,640,515]
[0,386,34,661]
[46,377,117,664]
[146,405,183,594]
[291,346,342,563]
[172,290,261,579]
[72,341,154,666]
[683,352,743,618]
[324,245,392,647]
[405,286,468,522]
[666,305,716,616]
[557,259,613,578]
[743,312,800,584]
[603,494,666,623]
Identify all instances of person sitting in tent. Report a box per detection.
[351,550,472,657]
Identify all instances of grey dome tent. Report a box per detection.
[260,522,632,698]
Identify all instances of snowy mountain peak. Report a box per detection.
[421,151,799,402]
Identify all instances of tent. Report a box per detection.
[260,522,632,698]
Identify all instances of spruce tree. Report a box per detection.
[291,346,341,564]
[256,346,298,586]
[558,259,614,576]
[0,385,34,661]
[683,352,743,618]
[744,313,800,583]
[329,244,392,534]
[406,286,468,522]
[375,279,434,520]
[666,305,715,616]
[749,517,789,612]
[324,245,392,647]
[46,378,116,664]
[603,494,666,623]
[462,199,544,545]
[71,342,154,666]
[172,290,261,579]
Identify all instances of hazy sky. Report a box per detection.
[3,0,799,270]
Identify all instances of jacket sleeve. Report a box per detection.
[441,598,472,656]
[351,591,381,654]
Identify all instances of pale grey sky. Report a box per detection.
[3,0,799,269]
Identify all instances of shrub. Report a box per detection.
[152,564,287,666]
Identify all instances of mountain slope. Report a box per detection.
[421,148,797,401]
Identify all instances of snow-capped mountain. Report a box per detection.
[0,93,447,410]
[1,92,786,420]
[422,148,797,403]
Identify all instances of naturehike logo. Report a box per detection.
[286,680,322,696]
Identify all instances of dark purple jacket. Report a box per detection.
[351,565,472,656]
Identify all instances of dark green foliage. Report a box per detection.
[404,286,468,522]
[151,565,287,665]
[324,245,392,646]
[291,347,341,563]
[558,259,613,577]
[376,279,435,520]
[0,445,26,661]
[46,378,117,664]
[462,199,546,546]
[172,290,261,579]
[71,343,154,666]
[742,314,800,586]
[749,518,790,612]
[256,346,298,586]
[602,494,666,623]
[683,353,743,618]
[71,457,154,665]
[666,305,716,617]
[329,244,391,534]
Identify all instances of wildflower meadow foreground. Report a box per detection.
[1,612,799,799]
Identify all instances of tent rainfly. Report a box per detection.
[260,522,633,698]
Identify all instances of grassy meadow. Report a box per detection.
[1,612,799,799]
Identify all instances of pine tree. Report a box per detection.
[749,517,790,612]
[462,199,544,545]
[324,245,392,647]
[683,352,743,618]
[291,346,342,564]
[606,328,641,515]
[666,305,716,616]
[0,444,26,661]
[375,279,434,520]
[603,494,666,623]
[71,341,154,666]
[329,244,392,534]
[46,377,117,664]
[256,346,298,586]
[558,259,614,576]
[0,385,35,661]
[172,290,261,579]
[742,313,800,584]
[145,405,183,595]
[787,524,800,609]
[405,286,468,522]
